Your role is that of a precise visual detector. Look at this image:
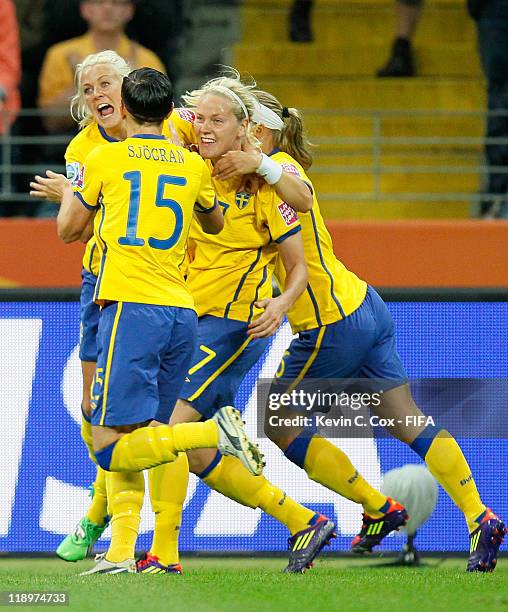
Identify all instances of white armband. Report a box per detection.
[256,153,283,185]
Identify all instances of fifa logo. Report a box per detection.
[235,192,252,209]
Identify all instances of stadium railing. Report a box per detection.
[1,108,508,209]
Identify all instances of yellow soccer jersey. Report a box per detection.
[272,150,367,332]
[163,108,197,148]
[65,122,120,276]
[187,163,301,322]
[77,134,216,307]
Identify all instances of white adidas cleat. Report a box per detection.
[212,406,265,476]
[79,553,136,575]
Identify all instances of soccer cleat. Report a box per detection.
[467,509,506,572]
[284,515,336,573]
[212,406,265,476]
[351,497,408,554]
[136,552,183,575]
[56,517,109,562]
[79,553,136,575]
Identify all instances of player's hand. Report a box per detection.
[29,170,71,202]
[247,297,288,338]
[213,149,262,181]
[242,174,263,194]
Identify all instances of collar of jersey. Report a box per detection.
[268,147,281,157]
[131,133,166,140]
[98,124,120,143]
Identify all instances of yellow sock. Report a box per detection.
[105,471,144,563]
[109,422,218,472]
[304,437,388,517]
[203,455,315,535]
[149,453,189,566]
[81,415,96,463]
[85,467,109,527]
[423,430,485,532]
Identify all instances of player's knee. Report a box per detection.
[187,449,212,474]
[263,419,291,451]
[92,427,122,470]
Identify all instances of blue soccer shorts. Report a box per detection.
[91,301,197,427]
[275,285,408,388]
[79,269,100,362]
[180,315,270,419]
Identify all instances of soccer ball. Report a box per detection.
[382,464,438,535]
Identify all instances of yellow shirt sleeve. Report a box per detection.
[194,159,216,212]
[261,188,301,243]
[76,148,103,210]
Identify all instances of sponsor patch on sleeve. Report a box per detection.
[277,202,298,226]
[176,108,195,123]
[281,162,300,177]
[66,162,83,187]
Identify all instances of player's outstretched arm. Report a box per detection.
[248,232,308,338]
[195,201,224,235]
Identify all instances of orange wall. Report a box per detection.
[1,219,507,288]
[0,219,84,287]
[326,220,508,287]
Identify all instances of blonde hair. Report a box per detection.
[181,67,257,125]
[253,89,313,170]
[70,50,131,129]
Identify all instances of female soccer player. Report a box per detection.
[33,51,197,572]
[130,71,339,576]
[222,88,506,573]
[53,50,131,563]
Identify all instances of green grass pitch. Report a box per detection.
[1,557,507,612]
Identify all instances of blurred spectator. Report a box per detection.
[0,0,21,216]
[289,0,313,43]
[0,0,21,135]
[38,0,166,134]
[377,0,424,77]
[469,0,508,218]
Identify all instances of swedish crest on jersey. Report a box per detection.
[235,191,252,210]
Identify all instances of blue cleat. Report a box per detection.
[284,515,336,573]
[467,509,506,572]
[351,497,408,554]
[136,552,183,575]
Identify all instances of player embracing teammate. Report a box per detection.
[31,62,506,575]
